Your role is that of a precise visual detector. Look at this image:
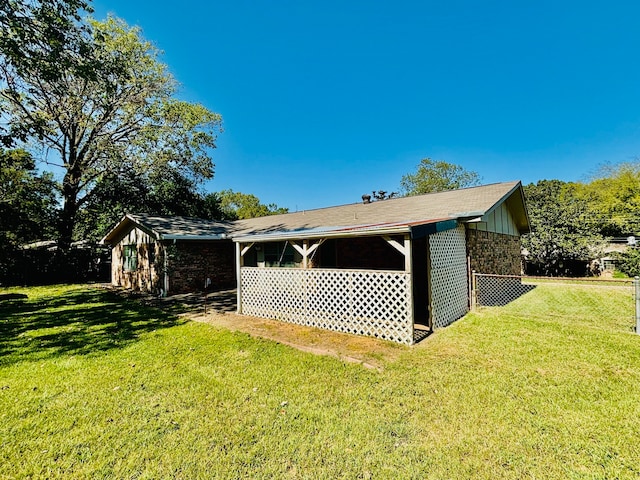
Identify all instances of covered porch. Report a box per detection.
[233,219,467,345]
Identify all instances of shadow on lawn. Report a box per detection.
[0,288,184,365]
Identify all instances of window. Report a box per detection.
[264,242,298,267]
[123,245,137,271]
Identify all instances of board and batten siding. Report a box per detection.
[111,226,161,292]
[465,202,523,275]
[466,202,519,236]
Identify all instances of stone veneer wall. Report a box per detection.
[168,240,236,294]
[466,229,522,275]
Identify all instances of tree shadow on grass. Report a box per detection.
[0,287,185,366]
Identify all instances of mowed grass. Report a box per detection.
[1,284,640,479]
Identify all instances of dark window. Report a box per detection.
[264,242,297,267]
[123,245,137,271]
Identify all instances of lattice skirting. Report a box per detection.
[240,268,414,345]
[429,226,469,328]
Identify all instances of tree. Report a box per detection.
[0,148,58,279]
[0,148,58,241]
[76,169,226,242]
[218,190,288,220]
[522,180,605,275]
[581,161,640,237]
[615,247,640,278]
[0,0,94,146]
[400,158,481,196]
[0,14,222,247]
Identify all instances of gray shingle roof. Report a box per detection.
[233,181,528,239]
[101,214,234,244]
[102,181,529,244]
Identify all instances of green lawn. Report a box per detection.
[1,284,639,479]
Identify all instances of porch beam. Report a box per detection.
[383,235,406,256]
[307,239,325,256]
[290,241,305,257]
[291,239,326,269]
[241,242,254,257]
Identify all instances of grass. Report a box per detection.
[1,284,640,478]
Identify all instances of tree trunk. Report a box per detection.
[58,167,81,250]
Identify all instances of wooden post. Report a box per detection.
[236,242,243,314]
[302,239,308,269]
[404,234,412,273]
[404,234,415,343]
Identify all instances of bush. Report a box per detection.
[615,248,640,278]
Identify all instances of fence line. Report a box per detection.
[471,272,639,334]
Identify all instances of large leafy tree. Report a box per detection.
[0,13,222,247]
[218,190,288,220]
[76,170,226,242]
[522,180,605,275]
[0,148,58,241]
[400,158,481,195]
[581,161,640,237]
[0,0,94,146]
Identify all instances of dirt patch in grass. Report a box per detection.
[187,310,406,370]
[104,286,407,369]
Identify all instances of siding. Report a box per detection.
[111,226,161,292]
[466,202,519,236]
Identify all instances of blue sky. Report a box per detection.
[92,0,640,211]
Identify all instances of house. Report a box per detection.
[102,181,529,344]
[101,214,236,295]
[598,236,636,274]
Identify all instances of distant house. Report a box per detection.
[102,181,530,344]
[598,236,637,273]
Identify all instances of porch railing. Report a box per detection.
[240,267,414,345]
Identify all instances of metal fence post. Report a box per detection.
[471,270,477,311]
[633,277,640,334]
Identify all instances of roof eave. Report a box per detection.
[160,234,229,241]
[232,224,412,243]
[100,213,163,245]
[232,218,460,243]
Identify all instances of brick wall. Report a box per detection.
[168,240,236,293]
[466,229,522,275]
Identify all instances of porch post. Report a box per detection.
[236,242,243,314]
[301,240,307,269]
[404,235,412,273]
[404,234,415,341]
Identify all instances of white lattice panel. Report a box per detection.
[241,268,414,345]
[429,226,469,328]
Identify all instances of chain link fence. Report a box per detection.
[471,273,639,334]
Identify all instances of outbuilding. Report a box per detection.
[101,214,236,295]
